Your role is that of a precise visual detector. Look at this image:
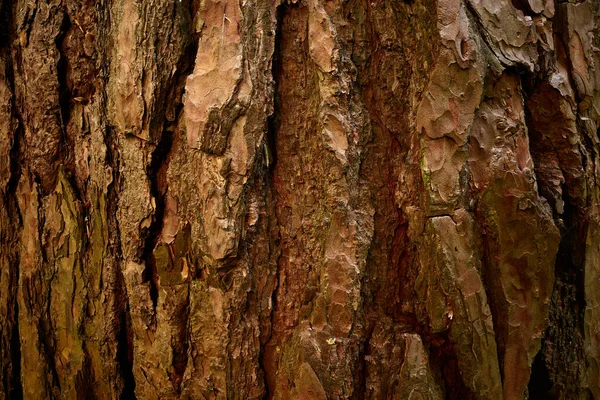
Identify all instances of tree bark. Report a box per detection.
[1,0,600,398]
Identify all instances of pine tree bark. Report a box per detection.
[1,0,600,399]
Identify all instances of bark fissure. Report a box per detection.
[529,138,589,397]
[165,21,200,392]
[0,0,11,47]
[142,129,174,320]
[261,5,286,397]
[116,303,136,400]
[106,125,136,399]
[56,12,71,137]
[9,291,22,400]
[4,42,23,397]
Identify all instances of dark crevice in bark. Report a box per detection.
[258,191,280,398]
[171,17,200,392]
[6,136,23,400]
[75,346,97,400]
[528,338,554,399]
[263,0,286,173]
[170,279,190,393]
[22,7,37,42]
[524,91,558,397]
[55,10,88,204]
[142,129,174,317]
[116,303,136,400]
[265,30,280,172]
[105,125,136,399]
[509,0,543,16]
[431,340,476,400]
[3,6,24,387]
[56,12,71,136]
[38,318,61,396]
[510,0,528,12]
[5,66,21,202]
[356,323,374,400]
[9,289,23,400]
[168,37,199,390]
[0,0,11,47]
[261,4,286,398]
[8,110,23,400]
[113,227,137,400]
[523,68,588,396]
[0,13,23,399]
[247,138,280,397]
[265,116,278,171]
[144,12,198,387]
[478,219,506,384]
[36,192,49,265]
[141,0,199,322]
[531,199,587,398]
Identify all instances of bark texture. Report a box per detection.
[1,0,600,399]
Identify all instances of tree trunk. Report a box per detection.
[1,0,600,398]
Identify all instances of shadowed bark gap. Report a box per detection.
[261,4,288,397]
[0,0,10,47]
[529,349,553,399]
[9,293,22,400]
[116,303,136,400]
[142,129,174,316]
[1,7,23,392]
[106,124,135,399]
[257,6,287,400]
[56,12,71,136]
[524,66,589,397]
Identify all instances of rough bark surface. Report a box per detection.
[1,0,600,399]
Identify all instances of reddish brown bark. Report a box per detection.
[1,0,600,399]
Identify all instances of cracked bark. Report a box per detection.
[1,0,600,399]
